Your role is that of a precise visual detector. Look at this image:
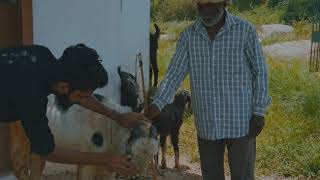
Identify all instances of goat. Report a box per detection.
[117,66,140,112]
[149,23,160,88]
[10,94,159,180]
[152,90,191,171]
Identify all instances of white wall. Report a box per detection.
[33,0,150,103]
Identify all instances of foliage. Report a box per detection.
[152,0,198,21]
[281,0,320,24]
[267,0,289,8]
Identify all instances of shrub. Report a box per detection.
[281,0,320,24]
[267,0,289,8]
[152,0,198,21]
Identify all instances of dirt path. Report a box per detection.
[42,155,290,180]
[263,40,311,60]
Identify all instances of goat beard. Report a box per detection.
[54,94,74,112]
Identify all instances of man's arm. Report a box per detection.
[245,25,272,116]
[44,147,137,176]
[79,96,149,128]
[150,30,190,114]
[18,97,138,176]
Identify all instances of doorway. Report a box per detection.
[0,0,33,48]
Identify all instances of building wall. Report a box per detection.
[33,0,150,104]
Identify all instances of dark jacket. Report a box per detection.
[0,45,57,155]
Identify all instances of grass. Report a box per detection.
[157,44,320,178]
[151,3,319,178]
[257,59,320,178]
[228,5,284,26]
[154,26,320,179]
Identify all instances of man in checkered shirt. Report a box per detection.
[146,0,271,179]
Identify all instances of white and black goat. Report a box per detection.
[9,94,158,180]
[47,94,159,179]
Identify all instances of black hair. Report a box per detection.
[57,44,108,91]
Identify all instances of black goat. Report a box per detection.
[149,23,160,87]
[152,90,191,170]
[117,66,140,112]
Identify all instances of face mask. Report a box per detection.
[199,6,224,27]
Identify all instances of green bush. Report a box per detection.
[281,0,320,24]
[267,0,288,8]
[153,2,283,25]
[153,0,198,21]
[230,5,284,25]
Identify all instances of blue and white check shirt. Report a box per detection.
[152,11,271,140]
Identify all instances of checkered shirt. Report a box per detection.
[152,11,271,140]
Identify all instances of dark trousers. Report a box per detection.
[198,135,256,180]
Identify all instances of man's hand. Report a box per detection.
[116,112,150,128]
[249,114,265,138]
[45,147,138,177]
[78,96,149,128]
[103,153,138,177]
[144,104,160,120]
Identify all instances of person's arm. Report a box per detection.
[245,25,272,117]
[18,96,138,176]
[44,147,137,176]
[79,96,149,128]
[148,30,190,117]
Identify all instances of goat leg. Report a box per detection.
[159,135,167,169]
[171,132,180,171]
[174,150,180,171]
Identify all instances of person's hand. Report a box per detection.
[103,153,138,177]
[144,104,160,120]
[116,112,150,128]
[249,114,265,138]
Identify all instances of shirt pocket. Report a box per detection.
[221,48,244,75]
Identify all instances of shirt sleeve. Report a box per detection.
[17,95,55,155]
[245,25,272,116]
[152,31,190,110]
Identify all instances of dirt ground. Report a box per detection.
[42,155,289,180]
[42,155,202,180]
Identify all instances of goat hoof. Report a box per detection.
[174,165,181,171]
[160,164,167,169]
